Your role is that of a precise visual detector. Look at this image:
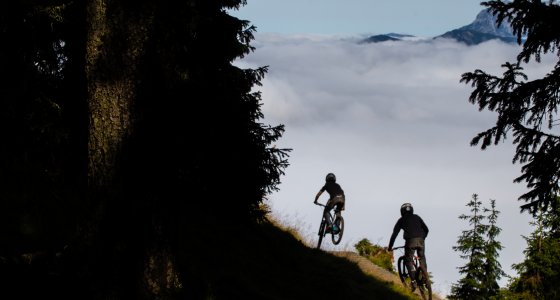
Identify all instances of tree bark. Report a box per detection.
[85,0,151,190]
[83,0,154,296]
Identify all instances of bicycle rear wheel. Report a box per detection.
[416,266,432,300]
[331,215,344,245]
[317,220,326,249]
[397,256,413,290]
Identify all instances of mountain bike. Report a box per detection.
[315,202,344,249]
[392,246,432,300]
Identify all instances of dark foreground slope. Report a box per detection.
[177,217,417,299]
[0,214,418,300]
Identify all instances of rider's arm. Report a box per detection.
[314,190,324,203]
[387,218,402,251]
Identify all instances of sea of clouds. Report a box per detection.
[234,33,556,296]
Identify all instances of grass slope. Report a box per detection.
[179,217,417,299]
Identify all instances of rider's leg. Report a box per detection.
[333,195,345,212]
[332,194,344,211]
[330,195,344,231]
[416,239,427,272]
[405,238,425,281]
[323,198,334,228]
[404,245,416,281]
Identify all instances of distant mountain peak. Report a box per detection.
[360,9,520,46]
[460,9,514,38]
[359,34,401,44]
[359,33,420,44]
[435,9,518,45]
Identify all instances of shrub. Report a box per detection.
[355,238,394,272]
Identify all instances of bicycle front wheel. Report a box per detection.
[397,256,413,290]
[331,215,344,245]
[416,266,432,300]
[317,220,326,249]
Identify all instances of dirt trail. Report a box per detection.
[332,251,445,300]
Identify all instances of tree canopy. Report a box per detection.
[450,195,504,300]
[0,0,290,298]
[461,0,560,213]
[506,197,560,299]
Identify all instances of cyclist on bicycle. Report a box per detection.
[387,203,429,287]
[314,173,345,233]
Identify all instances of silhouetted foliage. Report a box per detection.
[482,200,505,298]
[450,194,504,300]
[506,196,560,299]
[450,194,488,299]
[0,0,87,257]
[0,0,290,298]
[461,0,560,214]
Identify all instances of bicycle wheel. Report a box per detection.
[317,220,326,249]
[331,215,344,245]
[397,256,413,290]
[416,266,432,300]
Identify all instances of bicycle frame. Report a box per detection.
[315,202,344,249]
[392,246,421,268]
[316,202,343,223]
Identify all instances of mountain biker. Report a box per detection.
[314,173,345,233]
[387,203,429,287]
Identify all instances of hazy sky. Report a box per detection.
[230,0,486,37]
[230,1,556,297]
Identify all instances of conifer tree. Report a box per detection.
[0,0,291,298]
[481,199,505,298]
[508,197,560,299]
[450,194,488,300]
[461,0,560,213]
[450,195,505,299]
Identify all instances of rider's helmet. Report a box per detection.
[400,203,413,216]
[326,173,336,183]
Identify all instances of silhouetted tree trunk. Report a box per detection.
[83,1,155,297]
[1,0,290,298]
[85,0,151,191]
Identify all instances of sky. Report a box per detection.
[229,1,556,298]
[230,0,486,37]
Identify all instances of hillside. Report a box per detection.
[173,218,411,299]
[177,216,441,299]
[1,213,443,299]
[332,252,445,300]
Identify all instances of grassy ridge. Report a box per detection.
[179,217,417,299]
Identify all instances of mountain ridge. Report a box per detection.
[361,9,520,45]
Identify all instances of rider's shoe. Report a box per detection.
[325,225,332,233]
[410,280,417,291]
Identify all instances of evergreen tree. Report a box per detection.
[450,194,488,300]
[481,199,505,299]
[450,195,505,300]
[0,0,290,298]
[508,197,560,299]
[461,0,560,213]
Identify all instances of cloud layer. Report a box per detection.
[235,34,554,296]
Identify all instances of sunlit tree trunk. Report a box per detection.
[85,0,150,190]
[83,0,154,296]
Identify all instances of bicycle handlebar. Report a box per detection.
[392,246,406,250]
